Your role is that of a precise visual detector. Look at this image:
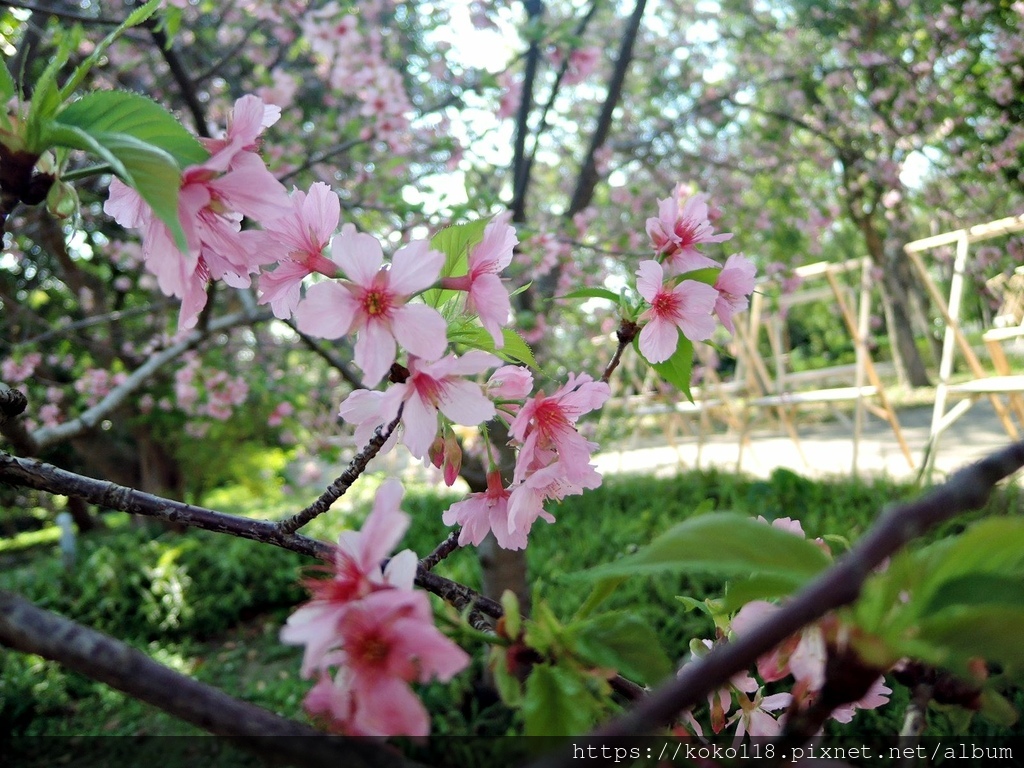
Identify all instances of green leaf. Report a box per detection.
[55,91,208,168]
[59,0,163,101]
[501,590,522,640]
[572,576,626,622]
[558,287,620,303]
[917,606,1024,671]
[447,322,538,368]
[489,646,522,707]
[635,335,695,402]
[25,33,76,146]
[677,266,722,287]
[723,573,810,611]
[40,123,130,178]
[572,612,672,685]
[524,601,565,657]
[499,329,539,368]
[922,573,1024,616]
[979,689,1019,727]
[522,664,594,736]
[422,218,490,308]
[0,59,15,102]
[90,132,186,252]
[583,512,832,583]
[916,519,1024,605]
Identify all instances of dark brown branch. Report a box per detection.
[277,407,404,535]
[0,450,331,558]
[602,320,637,383]
[421,528,463,571]
[510,0,545,223]
[565,0,647,219]
[526,440,1024,767]
[520,0,602,195]
[0,590,418,768]
[0,449,502,621]
[0,383,36,455]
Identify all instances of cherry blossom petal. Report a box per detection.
[391,303,448,361]
[295,281,358,339]
[354,319,398,387]
[388,240,444,295]
[638,317,681,363]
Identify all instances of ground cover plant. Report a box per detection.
[4,469,1024,765]
[3,3,1024,767]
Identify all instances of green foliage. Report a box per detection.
[54,91,208,168]
[571,611,672,684]
[423,217,490,308]
[0,527,304,644]
[855,517,1024,681]
[636,335,695,401]
[522,663,600,736]
[583,510,831,586]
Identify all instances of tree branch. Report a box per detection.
[27,309,270,453]
[277,406,404,535]
[0,590,419,768]
[526,439,1024,767]
[0,450,504,621]
[565,0,647,218]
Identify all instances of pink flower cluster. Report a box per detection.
[105,95,290,330]
[682,518,890,742]
[172,355,249,422]
[443,368,610,550]
[300,5,415,152]
[281,479,469,736]
[636,186,756,364]
[74,368,128,408]
[2,352,41,384]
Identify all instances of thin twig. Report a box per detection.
[0,449,503,620]
[277,407,404,535]
[422,528,463,571]
[602,320,637,383]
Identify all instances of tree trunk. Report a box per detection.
[856,213,932,387]
[461,422,531,615]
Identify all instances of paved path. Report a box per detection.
[593,399,1021,482]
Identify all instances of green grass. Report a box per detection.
[2,467,1022,757]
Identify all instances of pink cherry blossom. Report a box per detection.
[487,365,535,422]
[505,459,597,538]
[429,431,463,487]
[645,193,732,273]
[461,214,518,347]
[508,372,610,486]
[728,688,793,743]
[280,478,417,677]
[258,182,342,319]
[442,469,529,550]
[830,676,891,723]
[104,96,290,330]
[201,94,282,171]
[338,350,499,459]
[636,260,719,363]
[294,228,448,386]
[324,588,470,736]
[563,46,601,86]
[713,253,757,333]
